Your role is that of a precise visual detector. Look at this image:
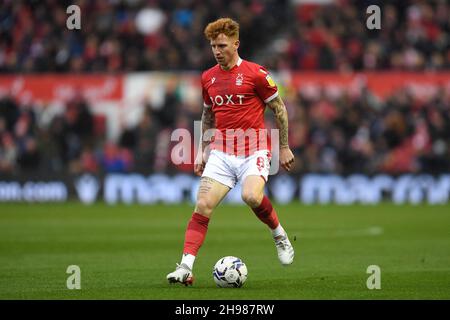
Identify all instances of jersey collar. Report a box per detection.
[219,56,243,71]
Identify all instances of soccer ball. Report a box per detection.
[213,256,248,288]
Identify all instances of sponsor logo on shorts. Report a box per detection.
[256,156,265,172]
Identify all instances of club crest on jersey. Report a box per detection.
[236,73,243,86]
[211,77,215,84]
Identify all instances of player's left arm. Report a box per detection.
[266,95,295,172]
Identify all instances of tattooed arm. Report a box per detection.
[266,95,295,171]
[200,104,215,151]
[266,95,289,148]
[194,104,215,176]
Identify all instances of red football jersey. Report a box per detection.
[201,58,278,156]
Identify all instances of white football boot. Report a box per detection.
[274,233,294,265]
[166,263,194,286]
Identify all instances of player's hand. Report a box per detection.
[280,146,295,172]
[194,150,207,176]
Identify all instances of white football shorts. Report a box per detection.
[202,149,272,188]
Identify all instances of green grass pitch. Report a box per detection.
[0,202,449,299]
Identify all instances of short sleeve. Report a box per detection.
[201,73,212,108]
[254,66,279,103]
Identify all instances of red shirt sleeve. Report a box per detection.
[254,66,278,103]
[201,72,212,107]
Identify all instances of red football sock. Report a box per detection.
[183,212,210,256]
[251,195,280,229]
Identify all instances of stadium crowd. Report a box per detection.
[0,0,449,73]
[1,81,449,176]
[285,83,450,174]
[0,0,287,72]
[262,0,450,71]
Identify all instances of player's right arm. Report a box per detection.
[200,104,215,151]
[194,75,216,176]
[194,104,215,176]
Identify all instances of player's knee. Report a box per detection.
[241,190,263,208]
[195,197,214,217]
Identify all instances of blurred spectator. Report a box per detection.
[133,109,160,173]
[0,131,17,173]
[17,136,40,171]
[100,142,133,173]
[153,79,181,128]
[69,146,99,174]
[0,95,19,131]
